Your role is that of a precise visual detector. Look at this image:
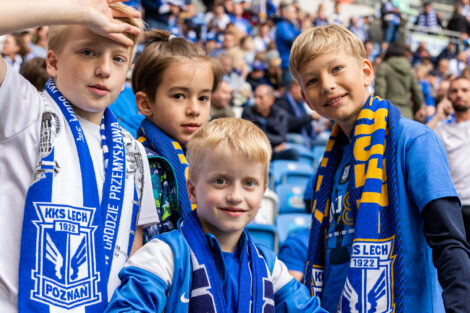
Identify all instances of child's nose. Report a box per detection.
[320,75,336,94]
[186,98,200,116]
[95,56,111,78]
[227,185,243,203]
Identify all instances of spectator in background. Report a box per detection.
[381,0,401,43]
[1,33,23,72]
[414,63,436,121]
[348,16,369,43]
[415,1,442,29]
[265,55,284,94]
[313,3,328,27]
[462,0,470,20]
[275,80,316,148]
[230,1,251,35]
[375,43,424,119]
[447,4,470,37]
[253,22,272,52]
[449,49,469,77]
[205,2,231,33]
[242,84,298,160]
[210,80,235,119]
[430,76,470,242]
[141,0,184,31]
[246,60,268,90]
[30,26,48,58]
[275,3,300,89]
[19,56,48,91]
[331,1,343,25]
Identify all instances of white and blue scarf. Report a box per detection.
[181,210,275,313]
[305,96,404,312]
[18,79,139,312]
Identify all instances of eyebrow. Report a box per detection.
[168,86,212,93]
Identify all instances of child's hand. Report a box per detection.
[79,0,141,46]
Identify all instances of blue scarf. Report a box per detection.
[181,210,274,313]
[18,79,133,312]
[137,118,192,218]
[305,96,404,312]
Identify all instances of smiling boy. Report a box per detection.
[106,118,326,313]
[289,24,470,313]
[0,1,157,312]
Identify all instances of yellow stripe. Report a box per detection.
[320,157,328,167]
[315,175,323,192]
[172,142,182,150]
[137,136,146,143]
[178,154,188,164]
[314,209,323,223]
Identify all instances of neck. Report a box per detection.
[216,231,242,253]
[455,110,470,123]
[72,104,104,125]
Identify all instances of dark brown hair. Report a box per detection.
[132,30,223,103]
[20,57,49,91]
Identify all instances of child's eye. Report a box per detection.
[173,94,185,100]
[215,178,227,185]
[199,95,210,102]
[80,49,95,56]
[113,56,127,63]
[332,65,343,73]
[306,78,317,86]
[244,179,257,187]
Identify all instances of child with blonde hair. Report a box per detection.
[0,1,157,311]
[290,24,470,313]
[106,118,326,312]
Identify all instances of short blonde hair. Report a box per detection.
[186,118,272,184]
[289,24,366,82]
[48,2,143,61]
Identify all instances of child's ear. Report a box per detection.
[186,179,198,204]
[362,59,374,87]
[135,91,153,117]
[46,50,58,78]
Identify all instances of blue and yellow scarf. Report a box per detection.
[305,96,404,312]
[137,119,192,231]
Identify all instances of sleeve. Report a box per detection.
[267,110,288,147]
[135,142,159,227]
[422,197,470,313]
[404,128,458,211]
[271,257,326,312]
[278,230,309,273]
[105,238,174,313]
[0,62,42,141]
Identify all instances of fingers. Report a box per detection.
[97,20,140,46]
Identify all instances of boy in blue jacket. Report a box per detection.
[106,117,326,312]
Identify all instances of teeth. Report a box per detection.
[326,96,343,105]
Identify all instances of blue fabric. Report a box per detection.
[274,19,300,69]
[305,96,404,312]
[222,248,241,313]
[138,119,192,217]
[109,86,145,138]
[310,116,458,312]
[19,79,129,312]
[180,210,274,313]
[106,223,326,312]
[278,228,309,273]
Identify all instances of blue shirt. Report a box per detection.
[321,117,457,313]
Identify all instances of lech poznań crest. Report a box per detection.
[31,203,101,309]
[339,237,396,313]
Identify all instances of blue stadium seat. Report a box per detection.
[286,142,315,166]
[275,213,311,245]
[269,160,314,189]
[245,223,278,253]
[286,133,305,145]
[311,144,327,169]
[275,183,306,214]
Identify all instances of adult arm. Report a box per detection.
[373,64,387,99]
[422,197,470,313]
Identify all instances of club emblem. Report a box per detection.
[31,203,101,309]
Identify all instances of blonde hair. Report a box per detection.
[48,2,143,60]
[132,29,223,103]
[289,24,366,82]
[187,118,272,184]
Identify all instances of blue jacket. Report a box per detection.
[275,19,300,69]
[105,229,326,312]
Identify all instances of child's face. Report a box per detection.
[187,144,266,250]
[144,59,213,145]
[46,26,131,124]
[298,52,374,134]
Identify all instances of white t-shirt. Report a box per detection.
[435,120,470,205]
[0,64,157,312]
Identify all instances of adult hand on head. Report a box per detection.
[78,0,142,47]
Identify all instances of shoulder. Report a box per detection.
[397,116,437,145]
[256,245,293,292]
